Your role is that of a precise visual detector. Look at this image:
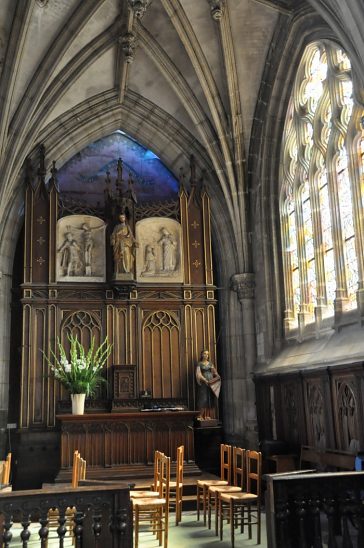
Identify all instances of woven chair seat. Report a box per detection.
[133,496,167,507]
[197,479,228,486]
[209,484,242,493]
[130,490,159,498]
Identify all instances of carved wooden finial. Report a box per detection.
[25,157,33,187]
[50,160,57,180]
[190,155,196,188]
[105,170,111,188]
[38,144,46,181]
[48,160,58,192]
[116,158,123,196]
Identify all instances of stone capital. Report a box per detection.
[231,273,255,301]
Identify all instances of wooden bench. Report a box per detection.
[299,445,356,471]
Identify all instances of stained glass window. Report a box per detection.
[280,42,364,334]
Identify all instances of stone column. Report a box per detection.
[0,267,13,456]
[223,272,258,448]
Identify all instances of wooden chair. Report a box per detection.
[133,453,170,548]
[0,453,12,545]
[130,450,164,499]
[207,446,245,534]
[71,450,80,488]
[196,443,231,525]
[1,453,11,487]
[48,450,85,542]
[169,445,184,525]
[219,450,262,546]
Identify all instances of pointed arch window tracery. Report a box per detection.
[280,42,364,336]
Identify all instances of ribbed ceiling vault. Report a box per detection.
[0,0,363,271]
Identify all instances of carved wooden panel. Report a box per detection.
[281,382,300,444]
[113,365,136,399]
[141,310,181,399]
[255,365,364,455]
[332,374,360,452]
[58,412,197,469]
[304,379,326,448]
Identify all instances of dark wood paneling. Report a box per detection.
[57,412,198,471]
[254,363,364,455]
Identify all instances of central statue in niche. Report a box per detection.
[111,213,139,277]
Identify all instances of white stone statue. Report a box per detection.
[158,227,177,272]
[57,231,83,277]
[141,244,156,276]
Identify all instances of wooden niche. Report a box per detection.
[18,147,217,432]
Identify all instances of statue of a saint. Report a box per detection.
[195,349,221,420]
[141,244,156,276]
[111,213,138,274]
[58,231,83,276]
[158,227,177,272]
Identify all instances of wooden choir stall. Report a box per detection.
[9,147,218,487]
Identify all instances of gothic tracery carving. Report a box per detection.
[337,381,359,452]
[307,383,326,447]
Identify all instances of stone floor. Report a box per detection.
[149,510,268,547]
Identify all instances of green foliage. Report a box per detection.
[44,334,112,397]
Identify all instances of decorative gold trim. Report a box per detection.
[130,289,138,299]
[207,290,214,299]
[203,194,213,285]
[184,290,192,299]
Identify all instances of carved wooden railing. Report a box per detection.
[0,483,132,547]
[265,471,364,548]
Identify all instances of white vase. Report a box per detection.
[71,393,86,415]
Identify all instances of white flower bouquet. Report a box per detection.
[45,334,112,396]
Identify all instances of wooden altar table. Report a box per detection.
[56,411,199,481]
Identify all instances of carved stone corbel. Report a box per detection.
[231,273,255,302]
[121,32,137,64]
[208,0,225,20]
[128,0,152,19]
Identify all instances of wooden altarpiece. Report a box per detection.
[13,146,217,485]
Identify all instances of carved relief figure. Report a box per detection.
[195,349,221,420]
[57,231,83,276]
[141,244,156,276]
[111,213,138,274]
[82,223,94,276]
[56,215,106,282]
[158,227,177,272]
